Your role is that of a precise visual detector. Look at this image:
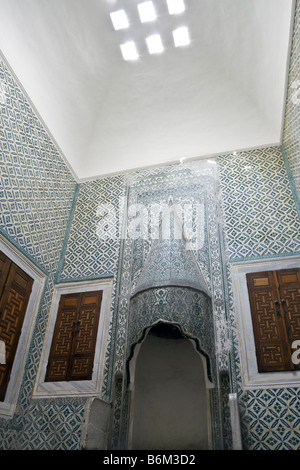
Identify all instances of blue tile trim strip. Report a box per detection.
[0,225,48,275]
[54,183,80,283]
[217,147,300,262]
[229,251,300,264]
[281,144,300,219]
[57,273,115,284]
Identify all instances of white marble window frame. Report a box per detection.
[33,277,113,398]
[0,233,46,419]
[231,255,300,390]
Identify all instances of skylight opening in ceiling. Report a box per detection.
[110,9,129,30]
[120,41,139,61]
[166,0,185,15]
[146,34,164,54]
[109,0,190,60]
[173,26,190,47]
[138,1,157,23]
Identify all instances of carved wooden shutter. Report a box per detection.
[247,268,300,373]
[276,269,300,346]
[45,290,102,382]
[0,251,33,401]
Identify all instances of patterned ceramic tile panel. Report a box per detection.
[59,175,126,281]
[0,56,80,450]
[283,0,300,198]
[130,181,211,296]
[0,274,89,450]
[218,146,300,261]
[239,388,300,450]
[0,395,86,450]
[219,147,300,450]
[109,161,228,449]
[1,13,300,449]
[223,261,300,450]
[219,371,232,450]
[0,58,76,274]
[129,287,215,379]
[113,161,223,376]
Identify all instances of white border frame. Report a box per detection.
[33,277,113,398]
[0,233,46,418]
[232,255,300,390]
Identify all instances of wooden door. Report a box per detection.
[45,290,102,382]
[0,251,33,401]
[247,268,300,373]
[276,269,300,347]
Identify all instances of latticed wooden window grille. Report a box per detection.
[45,290,102,382]
[0,251,33,401]
[247,268,300,372]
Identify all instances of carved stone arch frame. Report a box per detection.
[127,320,215,390]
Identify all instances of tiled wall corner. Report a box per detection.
[282,0,300,199]
[218,146,300,262]
[0,56,80,449]
[0,57,76,273]
[58,175,126,282]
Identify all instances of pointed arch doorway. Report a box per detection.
[128,323,214,450]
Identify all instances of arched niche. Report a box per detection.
[128,286,215,378]
[127,322,214,450]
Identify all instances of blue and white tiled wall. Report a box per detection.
[218,2,300,443]
[0,56,84,449]
[60,145,300,450]
[283,0,300,199]
[0,52,127,449]
[227,0,300,449]
[0,58,77,274]
[218,146,300,450]
[218,146,300,262]
[0,1,300,450]
[58,175,126,283]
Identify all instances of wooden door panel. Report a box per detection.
[252,289,281,341]
[246,271,293,372]
[277,269,300,341]
[259,344,286,369]
[0,251,11,302]
[275,268,300,370]
[0,255,33,401]
[45,293,80,382]
[70,291,102,381]
[45,290,102,382]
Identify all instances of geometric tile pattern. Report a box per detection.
[132,236,210,296]
[0,397,86,450]
[1,17,300,450]
[219,146,300,450]
[282,0,300,199]
[3,277,89,450]
[59,175,126,281]
[218,146,300,261]
[129,286,215,380]
[0,56,79,450]
[108,160,227,449]
[0,58,76,274]
[219,371,232,450]
[239,388,300,450]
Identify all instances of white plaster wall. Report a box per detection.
[131,334,210,450]
[0,0,294,179]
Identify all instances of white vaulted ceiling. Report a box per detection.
[0,0,295,180]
